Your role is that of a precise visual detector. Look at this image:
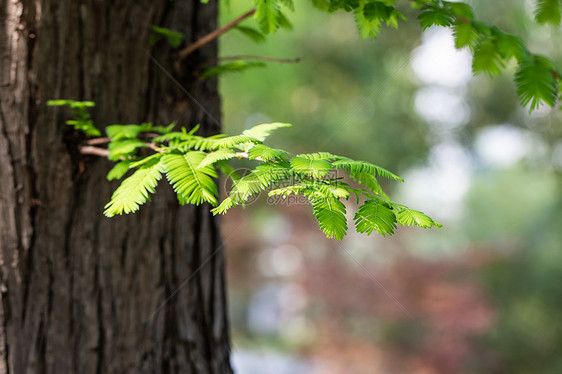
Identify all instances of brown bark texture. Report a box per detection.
[0,0,232,373]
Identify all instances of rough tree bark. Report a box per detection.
[0,0,232,373]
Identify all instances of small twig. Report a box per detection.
[206,55,302,65]
[86,137,111,145]
[235,151,263,161]
[80,145,110,157]
[178,8,256,60]
[147,143,165,153]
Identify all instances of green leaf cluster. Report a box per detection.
[413,0,561,111]
[149,26,185,48]
[240,0,561,110]
[93,120,441,239]
[254,0,294,34]
[47,100,100,136]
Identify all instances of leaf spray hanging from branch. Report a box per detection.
[48,100,441,240]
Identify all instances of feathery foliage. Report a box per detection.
[355,198,397,237]
[534,0,562,25]
[163,152,219,205]
[103,158,164,216]
[51,104,441,239]
[209,0,562,109]
[47,100,100,136]
[311,197,348,240]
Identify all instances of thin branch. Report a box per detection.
[206,55,302,65]
[80,145,110,157]
[147,143,165,153]
[86,137,111,145]
[178,8,256,60]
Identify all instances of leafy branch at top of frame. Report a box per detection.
[412,0,561,111]
[309,0,562,111]
[48,100,441,240]
[191,0,562,111]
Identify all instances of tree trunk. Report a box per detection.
[0,0,232,373]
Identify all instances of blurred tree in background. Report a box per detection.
[218,1,562,373]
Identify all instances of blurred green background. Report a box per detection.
[215,1,562,373]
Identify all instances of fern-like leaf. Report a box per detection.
[515,55,559,110]
[107,161,131,181]
[290,156,333,178]
[248,144,289,161]
[162,152,218,205]
[452,21,480,50]
[349,172,390,200]
[108,139,148,160]
[104,158,164,217]
[472,37,505,76]
[254,0,282,34]
[199,149,238,168]
[494,30,527,61]
[242,122,292,141]
[332,158,403,181]
[235,25,266,42]
[417,4,455,29]
[211,196,237,215]
[294,152,337,161]
[310,197,348,240]
[354,198,397,237]
[535,0,561,25]
[211,134,262,150]
[395,206,442,228]
[106,124,143,140]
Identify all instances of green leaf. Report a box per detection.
[108,139,148,160]
[472,38,505,76]
[290,156,333,178]
[331,158,403,181]
[444,1,474,19]
[107,161,131,181]
[104,158,164,217]
[294,152,337,161]
[47,100,95,108]
[242,122,292,141]
[149,26,185,48]
[48,100,100,136]
[254,0,282,34]
[310,197,348,240]
[279,0,294,11]
[227,162,291,203]
[452,21,480,50]
[162,152,219,205]
[354,199,397,237]
[535,0,561,25]
[247,144,289,161]
[198,149,238,168]
[515,55,559,110]
[417,4,455,29]
[278,10,293,30]
[106,124,143,140]
[493,31,527,61]
[212,196,237,215]
[354,3,382,38]
[395,206,442,228]
[235,25,266,42]
[211,134,262,150]
[349,172,390,200]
